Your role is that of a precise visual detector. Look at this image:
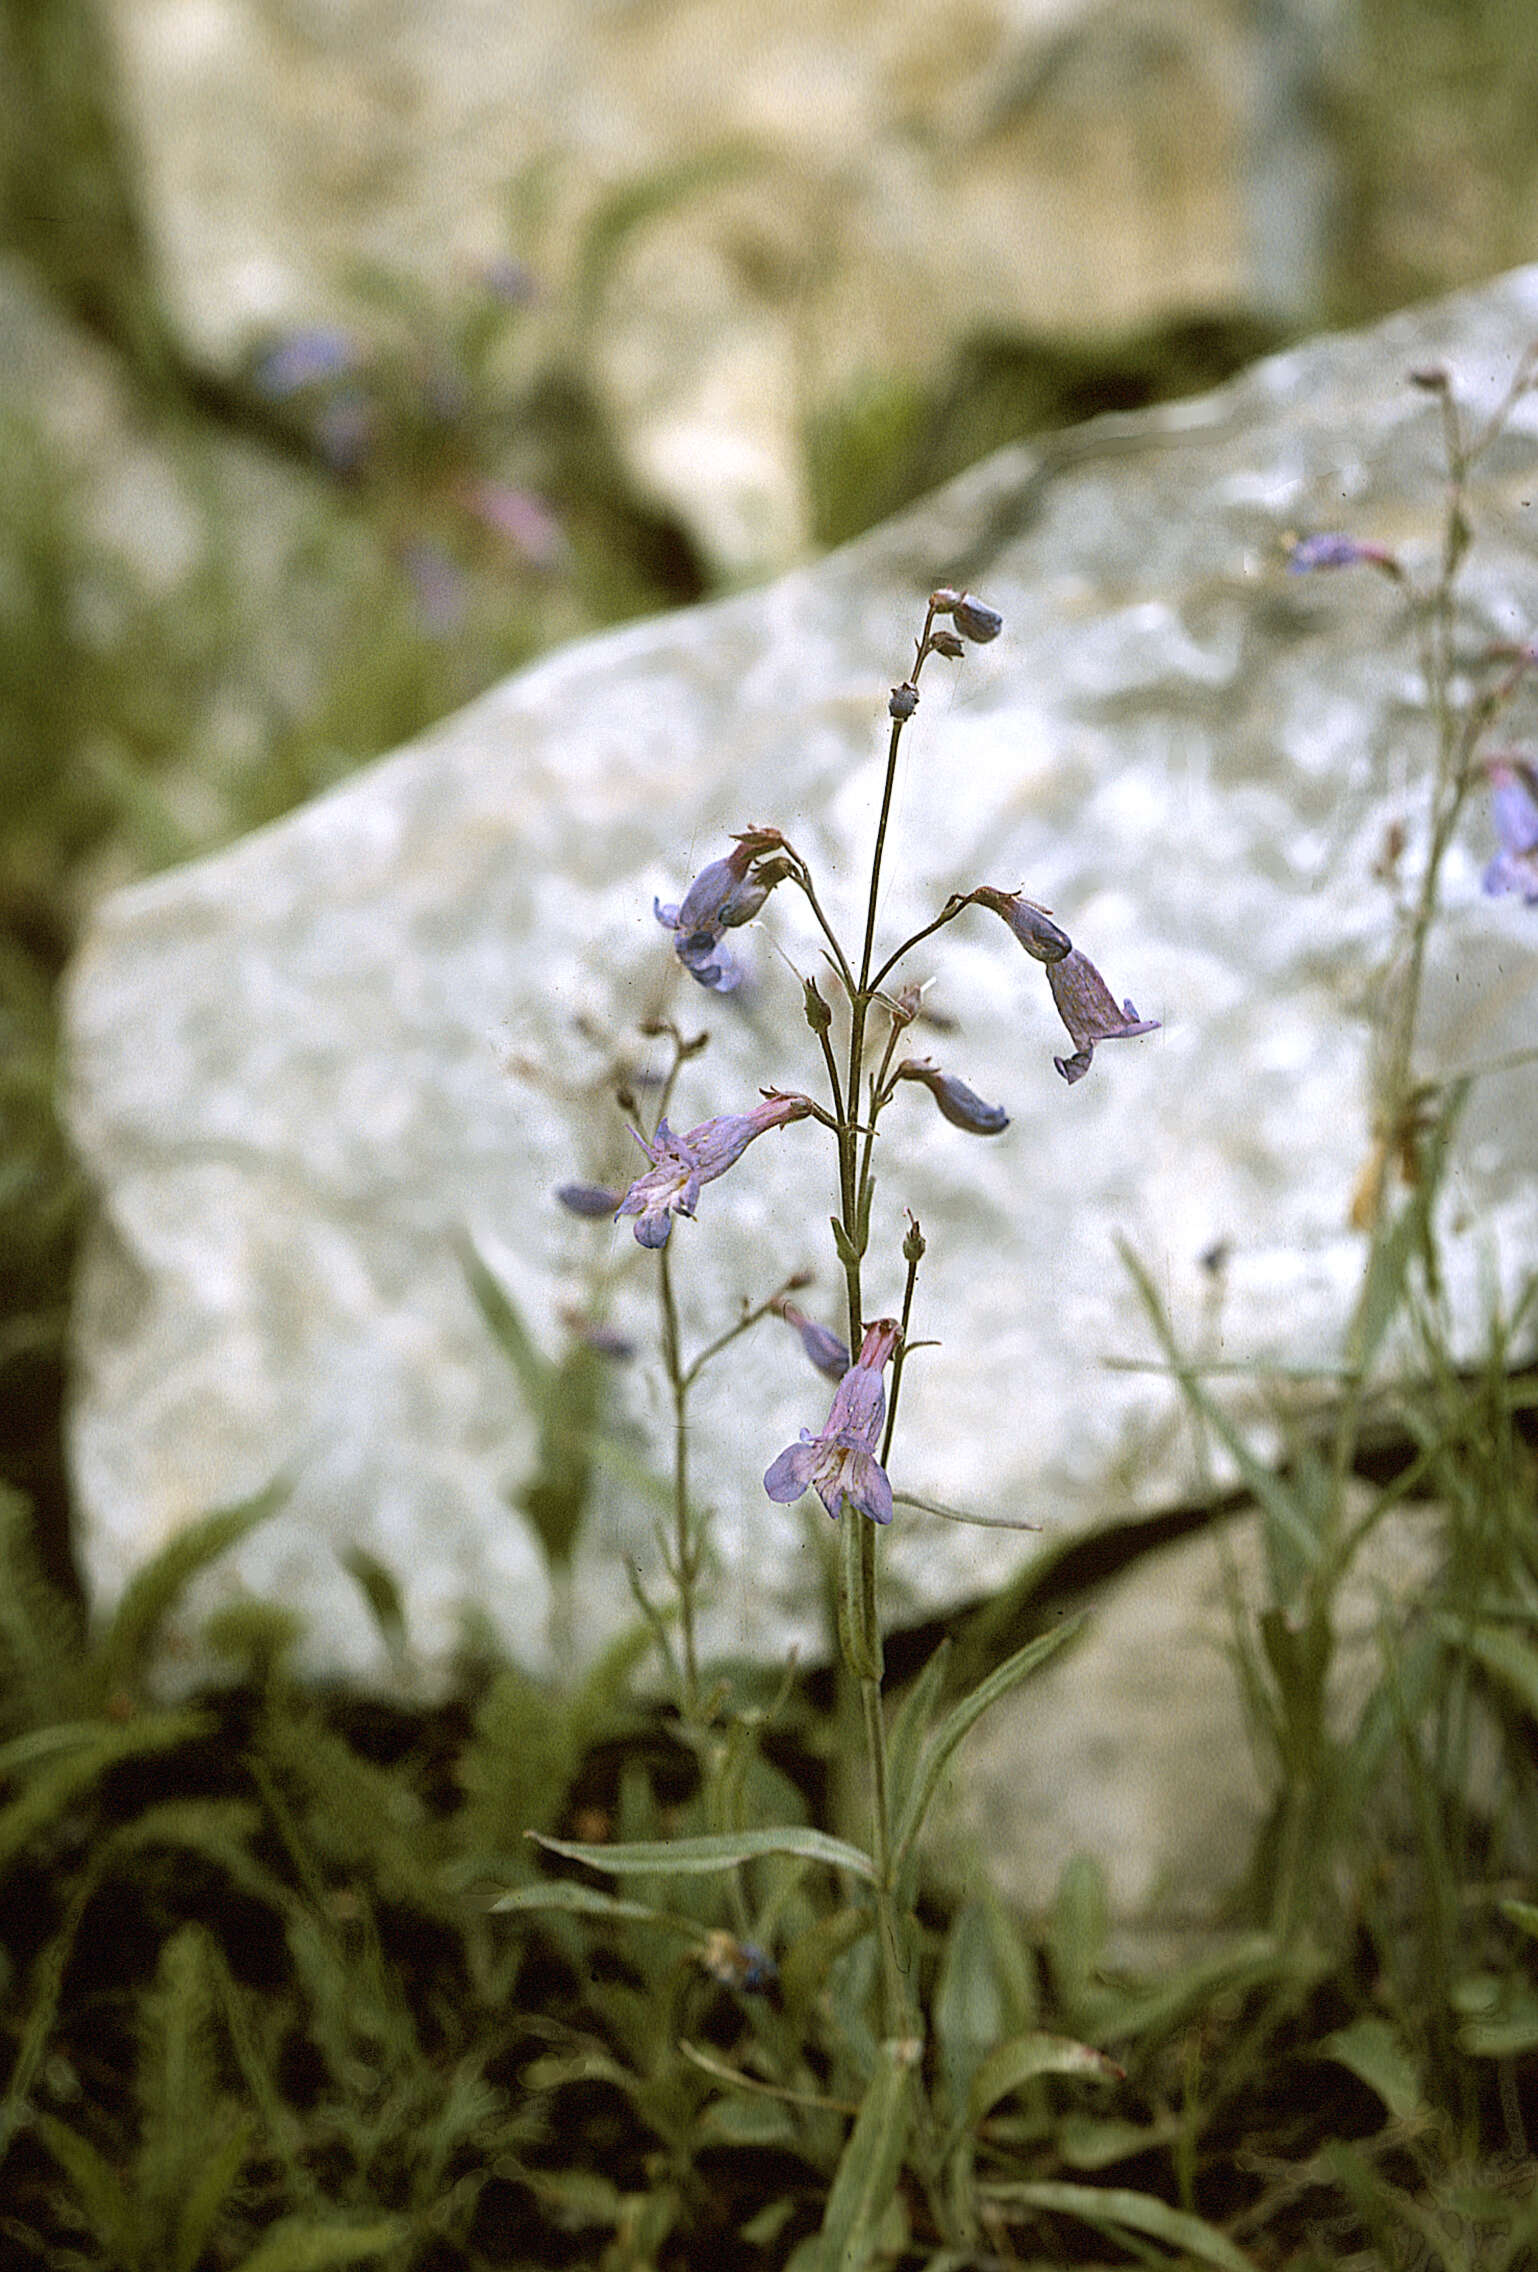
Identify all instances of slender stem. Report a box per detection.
[870,895,970,997]
[657,1241,701,1719]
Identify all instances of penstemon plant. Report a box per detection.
[520,587,1162,2256]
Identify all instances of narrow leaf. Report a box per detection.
[894,1617,1085,1867]
[458,1234,549,1401]
[532,1825,877,1882]
[967,2031,1125,2128]
[1316,2016,1423,2122]
[95,1484,287,1700]
[814,2038,916,2272]
[493,1880,702,1937]
[32,2114,142,2258]
[990,2180,1254,2272]
[230,2220,404,2272]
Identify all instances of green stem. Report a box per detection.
[657,1241,701,1720]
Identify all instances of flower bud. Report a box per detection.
[897,1058,1009,1135]
[889,682,919,720]
[803,978,832,1035]
[952,592,1003,643]
[556,1181,624,1218]
[970,886,1072,964]
[902,1213,926,1266]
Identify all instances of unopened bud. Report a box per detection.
[803,978,832,1036]
[927,627,965,659]
[556,1181,624,1218]
[902,1215,926,1265]
[952,592,1003,643]
[889,682,919,720]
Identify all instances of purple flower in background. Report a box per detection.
[253,327,360,399]
[1482,755,1538,903]
[895,1059,1009,1135]
[1287,532,1401,577]
[1046,949,1160,1084]
[970,885,1072,964]
[615,1092,812,1248]
[458,478,568,570]
[778,1302,850,1382]
[401,539,468,634]
[480,255,539,306]
[655,828,786,992]
[763,1318,901,1524]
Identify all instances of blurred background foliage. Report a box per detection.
[2,3,1538,2263]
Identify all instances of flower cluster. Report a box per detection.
[556,584,1162,1541]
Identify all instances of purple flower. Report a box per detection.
[896,1059,1008,1134]
[778,1302,850,1382]
[252,327,360,399]
[401,538,468,633]
[763,1318,901,1525]
[930,587,1004,642]
[1287,532,1401,577]
[614,1092,812,1248]
[655,828,785,992]
[457,478,567,570]
[1047,949,1160,1084]
[556,1181,625,1218]
[1482,755,1538,903]
[970,886,1072,964]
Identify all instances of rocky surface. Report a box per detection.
[97,0,1333,580]
[64,269,1538,1729]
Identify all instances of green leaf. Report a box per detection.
[814,2038,917,2272]
[458,1233,548,1402]
[989,2180,1255,2271]
[1350,1082,1467,1374]
[830,1215,861,1271]
[493,1879,702,1937]
[532,1825,877,1883]
[894,1617,1085,1867]
[229,2220,404,2272]
[0,1711,212,1875]
[171,2115,253,2272]
[1316,2016,1424,2121]
[1118,1240,1322,1580]
[339,1546,407,1657]
[1499,1897,1538,1944]
[886,1640,952,1842]
[966,2031,1125,2129]
[94,1483,287,1701]
[33,2113,144,2262]
[1452,1620,1538,1722]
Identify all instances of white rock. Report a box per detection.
[64,269,1538,1691]
[98,0,1335,578]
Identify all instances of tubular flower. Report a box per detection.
[930,587,1004,643]
[895,1059,1009,1134]
[655,827,786,992]
[778,1302,850,1382]
[1286,531,1401,577]
[763,1318,901,1525]
[970,885,1072,964]
[1482,755,1538,903]
[556,1180,624,1218]
[614,1091,812,1248]
[1046,949,1160,1084]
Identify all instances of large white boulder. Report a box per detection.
[64,269,1538,1692]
